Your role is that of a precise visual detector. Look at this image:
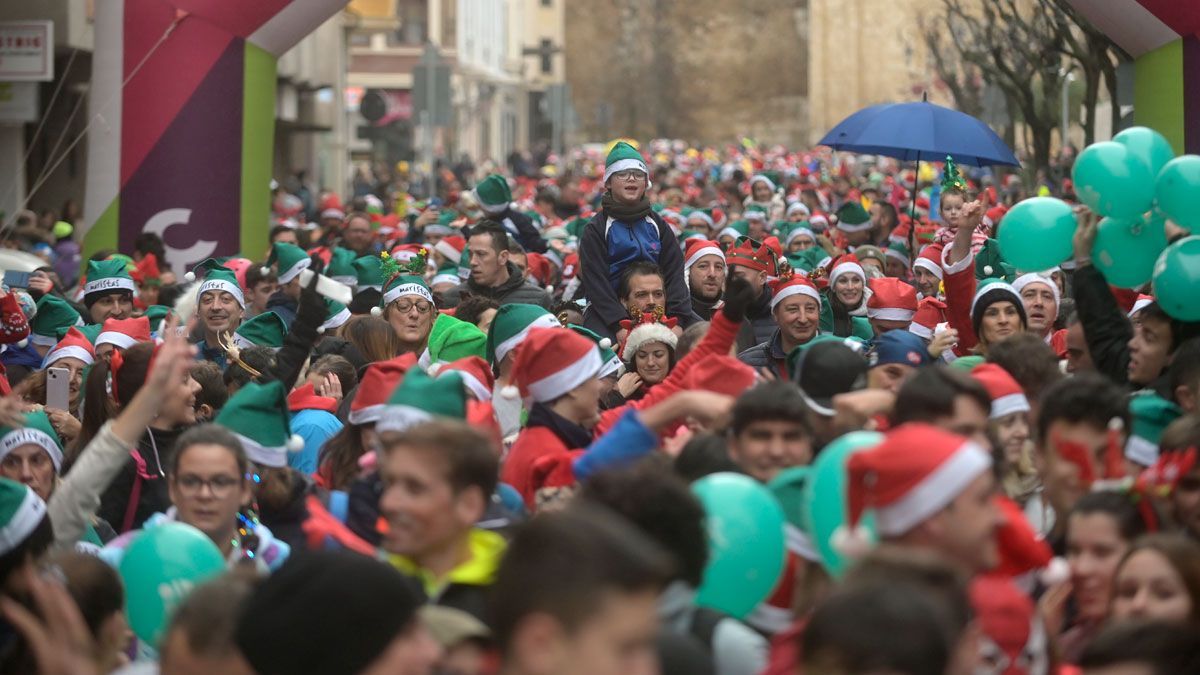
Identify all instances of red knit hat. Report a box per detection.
[840,423,992,549]
[913,243,945,281]
[504,327,601,403]
[434,356,494,401]
[95,316,152,352]
[349,354,417,425]
[43,327,96,369]
[909,297,948,340]
[970,363,1030,419]
[866,278,918,322]
[684,355,757,398]
[683,239,725,272]
[726,237,778,276]
[769,275,822,311]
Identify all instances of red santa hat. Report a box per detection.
[348,354,417,425]
[866,277,918,322]
[909,297,948,340]
[684,355,757,398]
[828,253,866,287]
[683,239,726,272]
[838,423,992,553]
[912,243,945,281]
[992,494,1069,585]
[1128,293,1154,318]
[95,316,152,352]
[503,327,601,403]
[968,576,1045,675]
[433,356,494,402]
[769,275,822,311]
[525,252,552,289]
[970,363,1030,419]
[434,235,466,264]
[43,327,96,369]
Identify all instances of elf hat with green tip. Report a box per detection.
[373,249,433,316]
[326,247,360,287]
[187,258,245,308]
[0,479,47,555]
[352,255,384,291]
[0,411,64,473]
[420,313,486,368]
[717,219,749,242]
[143,305,173,335]
[214,381,303,468]
[603,141,649,186]
[31,295,83,347]
[474,174,513,215]
[233,312,288,350]
[834,201,872,233]
[1125,393,1183,466]
[485,303,561,365]
[374,275,432,318]
[83,259,137,307]
[744,205,769,223]
[567,324,621,379]
[318,298,351,335]
[376,368,469,434]
[262,242,311,285]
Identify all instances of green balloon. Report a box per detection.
[1114,126,1175,179]
[1072,141,1155,219]
[802,431,883,578]
[996,197,1075,272]
[693,472,786,619]
[1093,212,1168,288]
[1152,236,1200,321]
[119,523,226,646]
[1155,155,1200,229]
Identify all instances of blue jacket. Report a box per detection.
[290,408,342,475]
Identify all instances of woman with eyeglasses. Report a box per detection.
[374,260,437,356]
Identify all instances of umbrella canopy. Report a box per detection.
[818,100,1019,167]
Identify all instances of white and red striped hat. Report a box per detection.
[828,253,866,287]
[434,356,494,402]
[348,354,417,425]
[912,243,945,281]
[842,423,992,541]
[866,277,918,322]
[683,239,726,272]
[909,297,948,340]
[43,327,95,369]
[970,363,1030,419]
[505,327,601,403]
[769,275,822,311]
[95,316,152,352]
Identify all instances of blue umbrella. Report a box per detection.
[818,98,1019,166]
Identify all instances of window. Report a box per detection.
[541,0,552,6]
[540,38,553,74]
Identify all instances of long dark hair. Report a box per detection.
[824,288,855,337]
[318,423,369,491]
[72,342,155,460]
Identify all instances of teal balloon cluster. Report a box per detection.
[997,197,1076,272]
[1153,236,1200,321]
[802,431,882,578]
[119,523,226,646]
[692,472,786,619]
[1093,212,1168,288]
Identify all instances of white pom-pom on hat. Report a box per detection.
[316,325,326,335]
[16,338,27,349]
[260,266,271,276]
[427,362,445,376]
[184,271,196,283]
[1040,557,1070,586]
[831,524,873,560]
[1108,416,1125,432]
[599,337,613,350]
[370,306,382,317]
[983,265,994,276]
[500,385,520,399]
[287,434,305,452]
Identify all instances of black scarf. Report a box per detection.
[526,402,593,449]
[601,192,653,222]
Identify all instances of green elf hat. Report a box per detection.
[0,478,47,556]
[352,255,384,291]
[426,210,458,236]
[885,241,912,268]
[767,466,821,562]
[233,311,288,350]
[1125,393,1183,467]
[375,368,468,434]
[186,258,245,308]
[214,381,302,468]
[744,204,769,223]
[474,174,513,215]
[431,263,462,288]
[0,411,64,473]
[567,324,621,379]
[318,298,351,335]
[603,141,649,185]
[717,219,749,242]
[82,259,137,306]
[782,221,817,248]
[485,303,561,365]
[785,334,867,381]
[949,355,986,372]
[457,246,471,281]
[143,305,173,335]
[31,295,83,348]
[54,323,101,346]
[786,248,825,276]
[974,238,1016,282]
[374,249,432,316]
[834,201,872,233]
[262,242,311,285]
[419,313,486,369]
[326,247,359,287]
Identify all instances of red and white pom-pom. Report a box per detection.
[598,337,613,350]
[1040,557,1070,586]
[500,385,520,400]
[184,271,196,283]
[287,434,305,452]
[370,306,383,317]
[831,524,873,560]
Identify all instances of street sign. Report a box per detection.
[0,21,54,81]
[412,43,451,127]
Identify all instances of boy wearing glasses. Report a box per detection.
[580,141,697,342]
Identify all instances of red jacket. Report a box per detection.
[940,245,979,356]
[502,426,572,507]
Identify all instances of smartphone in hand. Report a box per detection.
[46,367,70,411]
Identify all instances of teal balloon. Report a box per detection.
[1072,141,1155,219]
[1114,126,1175,179]
[119,523,225,646]
[1093,212,1168,288]
[802,431,883,578]
[996,197,1075,272]
[693,472,786,619]
[1155,155,1200,229]
[1152,236,1200,321]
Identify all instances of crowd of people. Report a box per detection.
[0,136,1196,675]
